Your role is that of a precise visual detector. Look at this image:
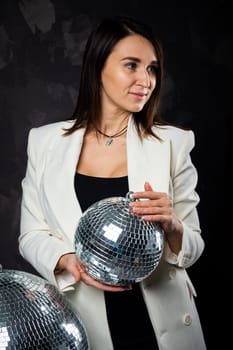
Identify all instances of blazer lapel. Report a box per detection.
[127,118,170,194]
[42,128,85,241]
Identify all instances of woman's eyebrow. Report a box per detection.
[121,57,159,65]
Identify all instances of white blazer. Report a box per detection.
[19,117,206,350]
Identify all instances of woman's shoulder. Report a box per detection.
[151,124,196,154]
[154,124,195,144]
[29,119,75,137]
[26,119,76,155]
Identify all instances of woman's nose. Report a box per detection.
[136,69,150,87]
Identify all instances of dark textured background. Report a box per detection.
[0,0,231,348]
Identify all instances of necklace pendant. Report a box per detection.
[106,138,113,146]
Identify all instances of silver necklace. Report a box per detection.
[96,125,128,146]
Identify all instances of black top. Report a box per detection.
[75,173,158,350]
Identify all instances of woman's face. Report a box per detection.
[100,34,158,115]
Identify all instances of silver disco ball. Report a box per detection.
[0,268,90,349]
[74,191,164,286]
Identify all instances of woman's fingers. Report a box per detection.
[79,271,131,291]
[74,260,131,292]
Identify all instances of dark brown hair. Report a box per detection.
[64,16,168,140]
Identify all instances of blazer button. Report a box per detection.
[54,229,63,240]
[182,313,192,326]
[168,268,176,280]
[182,256,190,265]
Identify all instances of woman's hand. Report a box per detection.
[130,182,183,254]
[55,253,131,292]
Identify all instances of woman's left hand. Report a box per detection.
[130,182,183,254]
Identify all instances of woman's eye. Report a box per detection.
[126,62,137,70]
[147,65,157,74]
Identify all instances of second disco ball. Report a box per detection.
[0,268,90,349]
[74,191,164,286]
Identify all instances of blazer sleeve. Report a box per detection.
[164,129,205,268]
[19,128,75,288]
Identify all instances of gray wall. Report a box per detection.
[0,0,231,348]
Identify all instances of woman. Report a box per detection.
[19,16,206,350]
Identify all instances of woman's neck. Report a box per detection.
[98,113,131,135]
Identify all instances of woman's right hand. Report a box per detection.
[55,253,131,292]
